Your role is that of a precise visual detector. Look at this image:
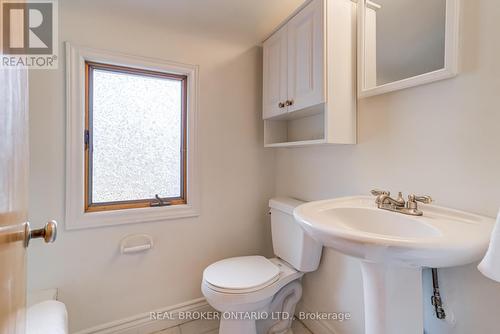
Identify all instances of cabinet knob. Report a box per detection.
[285,99,294,106]
[278,102,285,108]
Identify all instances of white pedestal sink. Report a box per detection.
[294,196,494,334]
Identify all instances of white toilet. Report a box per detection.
[201,197,323,334]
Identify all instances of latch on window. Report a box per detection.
[84,129,90,150]
[150,195,172,207]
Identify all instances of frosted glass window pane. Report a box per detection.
[91,68,182,203]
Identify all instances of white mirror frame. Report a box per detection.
[357,0,460,98]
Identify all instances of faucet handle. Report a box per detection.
[406,195,432,210]
[408,194,433,204]
[371,189,390,196]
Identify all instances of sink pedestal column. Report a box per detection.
[360,262,423,334]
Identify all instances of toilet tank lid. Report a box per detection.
[269,197,305,214]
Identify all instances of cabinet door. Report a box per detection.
[287,0,325,113]
[263,25,288,119]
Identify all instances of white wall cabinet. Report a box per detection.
[286,0,325,113]
[263,26,288,119]
[262,0,357,147]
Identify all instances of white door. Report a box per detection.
[263,25,288,119]
[287,0,325,113]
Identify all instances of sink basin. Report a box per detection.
[325,207,441,238]
[294,196,494,268]
[294,196,495,334]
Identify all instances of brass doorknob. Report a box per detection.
[25,220,57,246]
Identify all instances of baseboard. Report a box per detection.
[74,298,341,334]
[295,303,338,334]
[73,297,212,334]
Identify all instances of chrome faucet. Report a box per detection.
[371,190,433,216]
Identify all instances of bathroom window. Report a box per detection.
[84,62,187,212]
[66,43,200,229]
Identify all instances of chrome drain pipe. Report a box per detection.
[431,268,446,320]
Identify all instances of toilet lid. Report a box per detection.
[203,256,280,292]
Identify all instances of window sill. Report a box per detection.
[65,203,200,230]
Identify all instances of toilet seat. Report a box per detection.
[203,256,280,294]
[202,257,304,314]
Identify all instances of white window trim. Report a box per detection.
[65,42,200,230]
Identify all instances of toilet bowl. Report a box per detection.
[202,257,303,334]
[202,198,323,334]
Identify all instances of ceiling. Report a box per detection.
[65,0,306,45]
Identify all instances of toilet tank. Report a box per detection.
[269,197,322,272]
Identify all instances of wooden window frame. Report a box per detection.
[66,43,199,230]
[84,61,188,213]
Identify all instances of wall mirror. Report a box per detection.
[358,0,460,98]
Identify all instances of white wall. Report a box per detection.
[277,0,500,333]
[27,2,275,332]
[28,1,500,333]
